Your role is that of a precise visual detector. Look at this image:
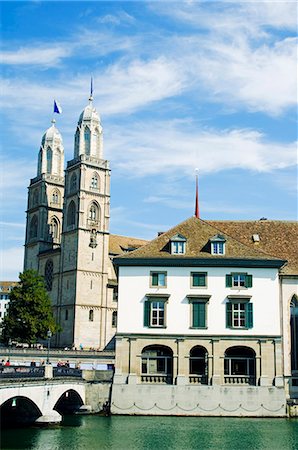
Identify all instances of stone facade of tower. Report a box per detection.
[24,99,116,350]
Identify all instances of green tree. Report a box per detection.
[1,269,60,345]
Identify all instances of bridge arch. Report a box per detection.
[54,389,84,415]
[0,395,42,427]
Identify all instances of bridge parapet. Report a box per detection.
[0,365,82,381]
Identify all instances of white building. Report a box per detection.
[111,216,297,416]
[0,282,18,327]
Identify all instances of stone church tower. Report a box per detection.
[24,95,115,350]
[24,120,65,271]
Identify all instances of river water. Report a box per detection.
[1,415,298,450]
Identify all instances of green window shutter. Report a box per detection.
[226,274,232,287]
[192,302,199,327]
[144,301,150,327]
[246,275,253,288]
[226,302,232,328]
[246,303,253,328]
[152,273,158,286]
[192,302,206,328]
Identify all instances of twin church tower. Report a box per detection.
[24,94,116,349]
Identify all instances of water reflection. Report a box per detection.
[1,416,298,450]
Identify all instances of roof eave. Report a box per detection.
[114,257,287,269]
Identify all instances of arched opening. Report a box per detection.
[46,147,52,174]
[84,127,91,156]
[189,345,208,384]
[224,346,256,385]
[54,389,84,415]
[52,189,60,205]
[67,201,76,227]
[44,259,54,291]
[0,396,42,428]
[90,172,99,190]
[74,129,80,157]
[89,309,94,322]
[290,294,298,373]
[29,215,38,239]
[50,217,60,242]
[141,345,173,384]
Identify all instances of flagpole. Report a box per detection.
[195,168,199,219]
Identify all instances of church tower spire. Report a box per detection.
[24,119,65,272]
[59,86,111,349]
[74,86,103,160]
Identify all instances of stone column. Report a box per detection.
[113,336,129,384]
[175,339,187,385]
[274,339,284,387]
[258,339,269,386]
[211,339,221,385]
[127,338,138,384]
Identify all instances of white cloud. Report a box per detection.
[0,46,71,66]
[107,120,297,177]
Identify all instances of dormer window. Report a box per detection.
[210,234,226,255]
[170,234,187,255]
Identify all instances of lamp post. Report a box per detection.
[8,338,12,362]
[46,330,52,364]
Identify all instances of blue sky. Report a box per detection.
[0,1,297,280]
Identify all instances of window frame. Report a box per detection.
[226,273,253,289]
[144,296,170,328]
[191,272,207,288]
[226,298,253,329]
[187,295,210,329]
[171,241,185,255]
[150,271,167,288]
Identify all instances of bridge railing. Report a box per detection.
[0,365,45,379]
[53,367,82,378]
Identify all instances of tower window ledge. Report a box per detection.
[87,219,100,228]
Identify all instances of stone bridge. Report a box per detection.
[0,379,86,426]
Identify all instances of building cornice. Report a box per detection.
[115,257,286,269]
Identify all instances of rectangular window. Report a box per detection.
[191,272,207,288]
[171,241,185,254]
[144,299,167,328]
[191,301,207,328]
[212,242,224,255]
[150,271,167,288]
[226,273,253,288]
[226,301,253,329]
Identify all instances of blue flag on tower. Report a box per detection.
[53,100,62,114]
[90,77,93,97]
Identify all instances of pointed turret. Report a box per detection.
[74,93,103,159]
[37,119,64,177]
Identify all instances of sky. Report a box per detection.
[0,0,297,280]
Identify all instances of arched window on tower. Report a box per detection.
[29,215,38,239]
[74,129,80,157]
[89,309,94,322]
[50,217,60,242]
[290,295,298,372]
[70,173,77,192]
[51,189,60,205]
[88,202,99,222]
[46,147,52,174]
[67,201,76,227]
[44,260,54,291]
[37,149,42,175]
[90,173,99,190]
[84,127,91,156]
